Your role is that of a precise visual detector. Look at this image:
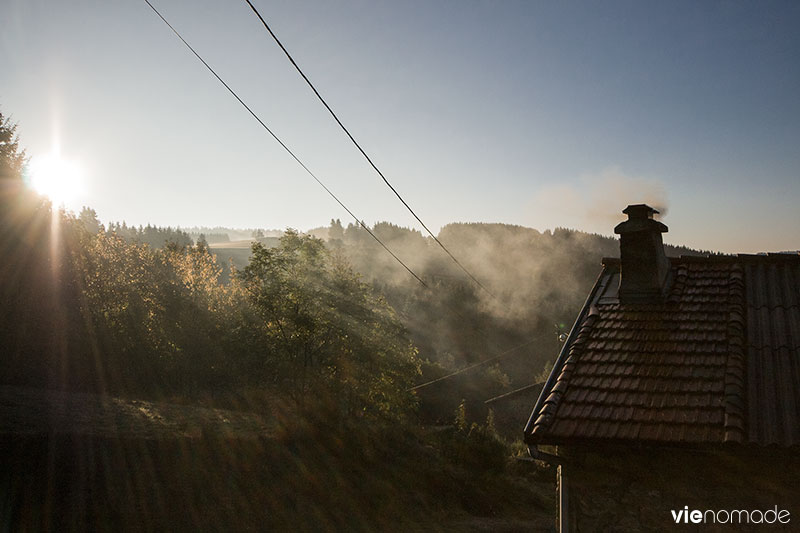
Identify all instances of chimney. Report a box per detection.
[614,204,670,303]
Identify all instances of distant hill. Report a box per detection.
[324,220,712,424]
[181,226,283,242]
[115,218,711,424]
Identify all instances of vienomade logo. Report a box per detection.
[671,506,790,525]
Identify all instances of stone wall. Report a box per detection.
[560,444,800,532]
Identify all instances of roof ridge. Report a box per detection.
[602,255,800,266]
[723,264,746,444]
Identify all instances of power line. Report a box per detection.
[143,0,427,289]
[144,1,527,393]
[407,335,543,392]
[242,0,494,299]
[484,381,545,405]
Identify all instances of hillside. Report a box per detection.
[0,385,555,531]
[204,220,706,430]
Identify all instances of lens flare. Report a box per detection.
[29,153,84,207]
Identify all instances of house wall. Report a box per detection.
[559,444,800,532]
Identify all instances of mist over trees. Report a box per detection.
[0,110,705,527]
[83,212,703,425]
[103,219,193,249]
[336,219,704,420]
[0,105,603,430]
[327,221,614,420]
[239,231,420,419]
[0,114,420,423]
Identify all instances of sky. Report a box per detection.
[1,0,799,253]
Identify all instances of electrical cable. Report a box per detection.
[242,0,494,298]
[143,0,427,288]
[407,335,543,392]
[145,1,532,394]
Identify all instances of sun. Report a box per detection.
[29,152,84,207]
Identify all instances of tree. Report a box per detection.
[70,228,245,394]
[79,206,103,234]
[239,230,420,419]
[0,111,26,181]
[0,111,74,389]
[329,218,344,241]
[196,233,209,251]
[0,111,36,231]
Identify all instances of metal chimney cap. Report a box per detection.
[615,204,668,234]
[622,204,659,219]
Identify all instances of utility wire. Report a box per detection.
[407,335,543,392]
[143,0,427,288]
[145,1,523,394]
[484,381,545,405]
[243,0,494,298]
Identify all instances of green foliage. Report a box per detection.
[454,399,468,431]
[441,401,508,474]
[485,407,497,434]
[485,364,511,389]
[0,110,558,529]
[78,207,103,234]
[324,219,709,430]
[328,218,344,242]
[0,110,67,387]
[105,221,193,249]
[0,110,42,234]
[239,230,421,420]
[459,422,508,473]
[68,230,231,392]
[0,111,26,179]
[189,232,229,244]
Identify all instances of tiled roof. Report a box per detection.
[525,253,800,448]
[744,259,800,445]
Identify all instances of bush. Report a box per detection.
[438,403,509,474]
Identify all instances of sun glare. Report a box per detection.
[29,153,84,207]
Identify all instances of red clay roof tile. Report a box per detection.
[526,254,800,448]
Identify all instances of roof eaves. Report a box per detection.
[524,264,612,445]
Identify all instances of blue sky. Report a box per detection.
[2,0,798,253]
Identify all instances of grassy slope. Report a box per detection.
[0,387,556,531]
